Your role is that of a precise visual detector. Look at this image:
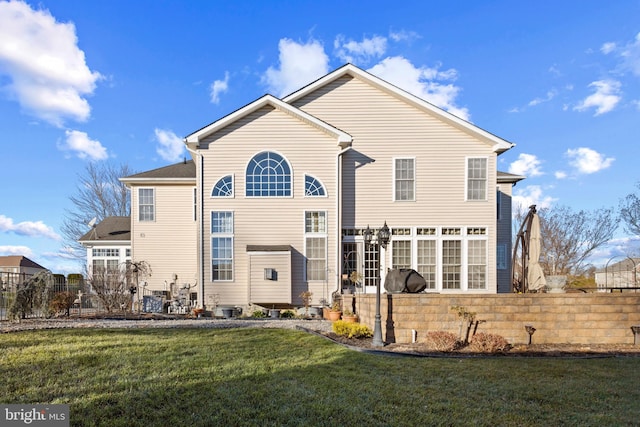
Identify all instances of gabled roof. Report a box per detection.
[497,171,526,184]
[120,159,196,185]
[184,94,353,148]
[78,216,131,244]
[0,255,47,270]
[283,63,515,154]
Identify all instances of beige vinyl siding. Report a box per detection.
[248,251,292,304]
[130,183,197,293]
[200,106,338,306]
[294,76,498,292]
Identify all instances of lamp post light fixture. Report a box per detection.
[364,222,391,348]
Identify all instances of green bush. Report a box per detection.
[251,310,267,318]
[332,320,372,339]
[280,310,296,318]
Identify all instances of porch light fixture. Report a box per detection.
[364,222,391,348]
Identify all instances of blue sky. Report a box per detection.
[1,0,639,274]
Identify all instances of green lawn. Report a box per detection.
[1,328,639,426]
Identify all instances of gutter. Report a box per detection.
[185,143,205,309]
[335,146,352,302]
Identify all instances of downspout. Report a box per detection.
[335,146,352,301]
[185,143,205,309]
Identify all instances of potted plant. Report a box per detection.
[327,300,342,321]
[342,309,358,323]
[299,291,313,317]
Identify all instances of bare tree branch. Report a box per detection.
[620,182,640,237]
[537,205,618,275]
[61,162,134,259]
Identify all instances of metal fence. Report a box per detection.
[0,271,108,321]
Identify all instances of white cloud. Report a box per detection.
[0,245,34,257]
[554,170,568,179]
[59,130,108,160]
[620,32,640,76]
[210,71,229,104]
[389,30,420,43]
[604,32,640,76]
[334,35,387,64]
[566,147,614,174]
[262,38,329,97]
[508,153,543,177]
[0,0,102,126]
[512,185,556,213]
[154,128,184,162]
[0,215,60,240]
[368,56,470,121]
[528,89,557,107]
[600,42,617,55]
[574,80,621,115]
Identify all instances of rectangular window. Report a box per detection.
[138,188,155,221]
[467,158,487,201]
[392,240,411,269]
[417,240,437,289]
[305,211,326,233]
[211,211,233,281]
[468,240,487,289]
[442,240,461,289]
[394,158,415,201]
[305,211,327,281]
[92,248,119,257]
[496,244,507,270]
[306,237,326,281]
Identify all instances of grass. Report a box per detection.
[1,328,639,426]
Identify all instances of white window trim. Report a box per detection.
[392,156,416,202]
[386,226,489,292]
[244,150,294,198]
[138,187,155,222]
[211,174,235,198]
[304,210,328,282]
[304,174,329,198]
[210,210,234,282]
[465,156,488,202]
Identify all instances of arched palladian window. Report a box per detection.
[304,174,326,197]
[212,175,233,197]
[245,151,291,197]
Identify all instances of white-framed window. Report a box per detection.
[496,187,502,220]
[212,175,233,197]
[417,239,437,289]
[392,240,412,269]
[138,188,155,221]
[394,157,415,201]
[211,211,233,281]
[466,157,487,201]
[467,238,487,290]
[305,211,327,281]
[246,151,292,197]
[304,174,326,197]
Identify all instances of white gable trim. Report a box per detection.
[184,94,352,148]
[283,64,514,154]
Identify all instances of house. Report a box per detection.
[120,63,523,311]
[0,255,48,288]
[595,257,639,291]
[78,215,132,279]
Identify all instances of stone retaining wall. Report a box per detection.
[346,293,640,345]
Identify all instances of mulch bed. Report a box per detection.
[321,332,640,358]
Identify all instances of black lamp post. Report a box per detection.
[365,222,391,348]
